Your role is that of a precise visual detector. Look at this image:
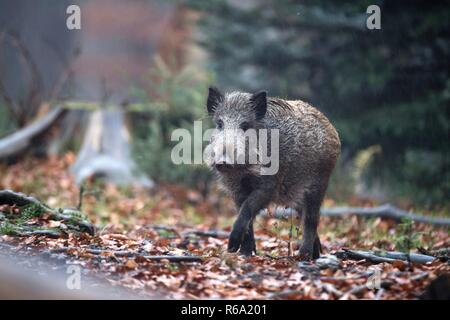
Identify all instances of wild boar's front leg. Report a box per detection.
[228,188,272,254]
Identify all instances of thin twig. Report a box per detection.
[268,204,450,226]
[50,246,204,262]
[335,249,435,264]
[77,185,85,210]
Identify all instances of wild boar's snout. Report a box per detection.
[210,130,245,171]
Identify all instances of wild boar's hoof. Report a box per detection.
[227,228,245,253]
[227,239,240,253]
[239,240,256,256]
[239,247,253,256]
[298,246,318,261]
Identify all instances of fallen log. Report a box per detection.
[3,225,62,238]
[0,189,95,235]
[269,204,450,226]
[0,189,44,207]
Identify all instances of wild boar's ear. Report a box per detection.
[207,86,223,115]
[251,90,267,120]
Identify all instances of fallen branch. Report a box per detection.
[269,204,450,226]
[418,247,449,261]
[23,229,62,238]
[147,224,231,239]
[182,228,267,241]
[0,108,66,159]
[335,249,435,264]
[1,224,62,238]
[147,225,241,240]
[376,251,435,264]
[336,249,399,264]
[146,224,179,232]
[135,255,203,262]
[51,247,135,257]
[51,246,204,262]
[322,204,450,226]
[182,229,231,239]
[0,189,44,207]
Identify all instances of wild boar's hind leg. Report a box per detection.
[299,185,326,260]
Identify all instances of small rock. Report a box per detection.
[315,255,341,270]
[241,263,254,272]
[297,261,319,273]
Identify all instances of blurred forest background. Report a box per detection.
[0,0,449,211]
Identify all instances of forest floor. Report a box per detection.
[0,155,449,299]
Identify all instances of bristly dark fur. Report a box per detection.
[206,89,341,260]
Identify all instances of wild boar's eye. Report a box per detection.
[240,122,250,131]
[216,119,224,130]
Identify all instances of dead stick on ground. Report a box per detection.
[268,204,450,226]
[335,249,435,264]
[183,229,230,239]
[50,247,204,262]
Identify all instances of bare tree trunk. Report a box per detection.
[70,108,153,188]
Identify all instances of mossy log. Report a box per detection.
[0,189,95,235]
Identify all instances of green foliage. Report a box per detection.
[17,204,46,223]
[131,57,214,190]
[59,208,88,222]
[0,221,16,235]
[393,218,422,253]
[186,0,450,208]
[0,203,45,235]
